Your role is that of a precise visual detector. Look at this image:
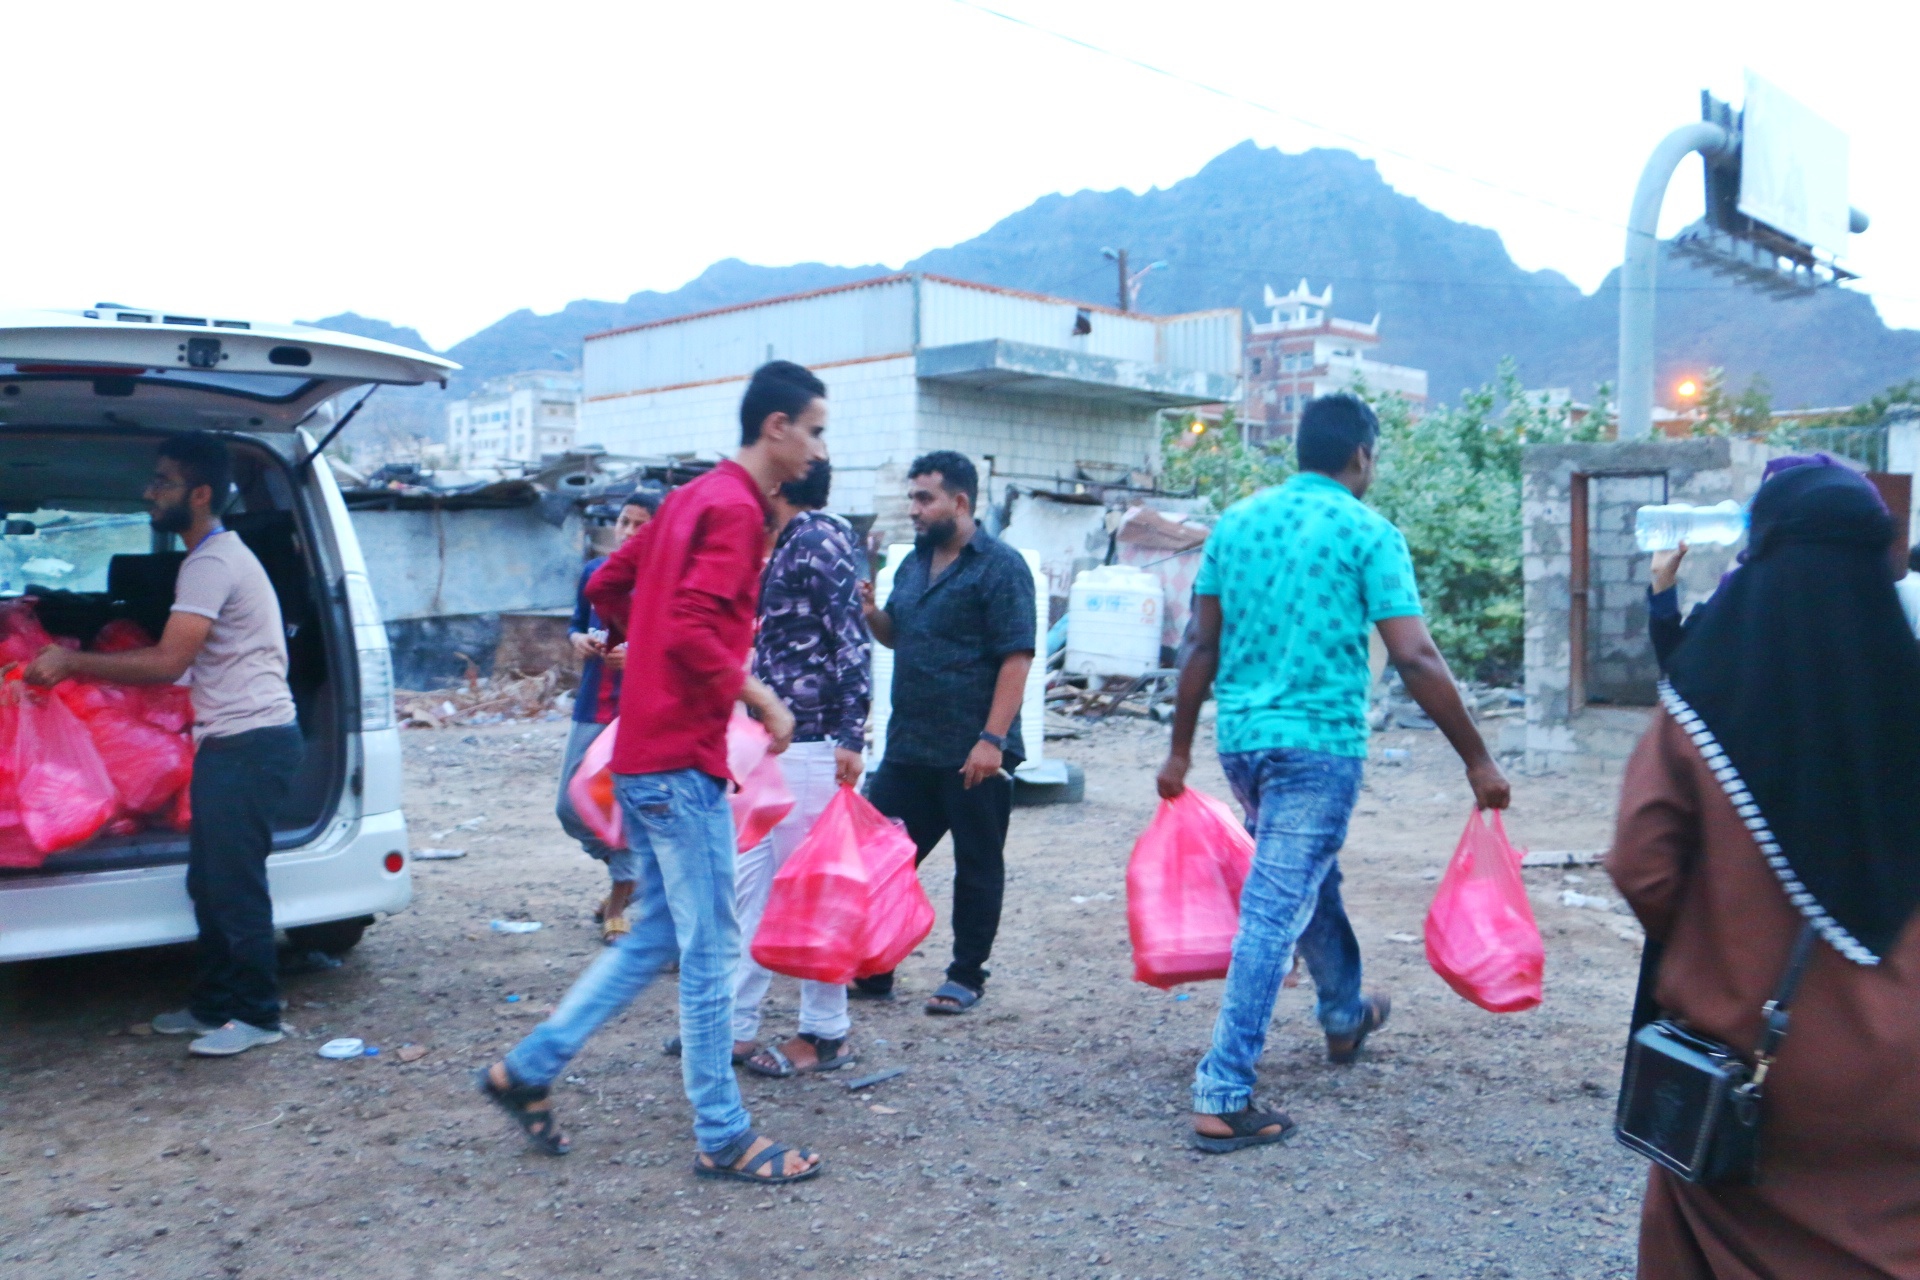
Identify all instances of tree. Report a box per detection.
[1158,408,1292,510]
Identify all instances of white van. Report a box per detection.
[0,306,457,962]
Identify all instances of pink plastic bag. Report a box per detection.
[12,686,118,855]
[1126,788,1256,989]
[1424,809,1544,1013]
[724,710,794,853]
[565,719,623,849]
[751,786,933,984]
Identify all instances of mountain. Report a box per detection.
[321,141,1920,441]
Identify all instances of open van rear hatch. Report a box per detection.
[0,308,458,432]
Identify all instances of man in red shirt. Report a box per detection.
[480,361,827,1185]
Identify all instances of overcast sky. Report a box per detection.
[8,0,1916,351]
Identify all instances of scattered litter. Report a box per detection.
[412,848,466,861]
[362,1045,380,1056]
[1522,849,1604,868]
[868,1104,899,1115]
[398,667,569,728]
[454,816,488,830]
[1559,889,1616,912]
[841,1066,908,1091]
[1379,748,1410,765]
[504,994,522,1003]
[490,920,543,934]
[396,1044,429,1064]
[237,1109,286,1132]
[1174,992,1191,1002]
[1069,892,1115,905]
[126,1022,153,1037]
[1385,932,1419,944]
[317,1038,365,1060]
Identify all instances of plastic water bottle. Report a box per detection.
[1633,500,1746,552]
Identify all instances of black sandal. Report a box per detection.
[693,1131,823,1185]
[743,1033,857,1078]
[924,980,981,1015]
[662,1036,754,1065]
[1190,1105,1295,1154]
[474,1067,570,1156]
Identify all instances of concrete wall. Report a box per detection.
[577,356,916,520]
[350,506,586,623]
[1520,437,1782,770]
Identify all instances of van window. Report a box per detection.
[0,508,151,596]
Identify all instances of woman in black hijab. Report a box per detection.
[1608,464,1920,1278]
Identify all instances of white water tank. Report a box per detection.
[1066,565,1163,679]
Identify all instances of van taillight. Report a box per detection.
[358,646,394,731]
[383,852,404,874]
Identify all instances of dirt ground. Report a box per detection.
[1,711,1655,1280]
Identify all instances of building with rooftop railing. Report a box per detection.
[576,274,1241,544]
[1241,280,1427,443]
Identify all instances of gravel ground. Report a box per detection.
[1,712,1654,1279]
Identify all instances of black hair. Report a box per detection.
[739,360,826,446]
[908,450,978,510]
[779,458,832,510]
[1909,543,1919,575]
[156,431,233,511]
[1296,394,1380,474]
[623,487,663,516]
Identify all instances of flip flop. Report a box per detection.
[473,1067,570,1157]
[923,980,982,1015]
[663,1036,753,1066]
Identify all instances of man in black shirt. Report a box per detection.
[858,451,1035,1014]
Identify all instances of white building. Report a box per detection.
[579,274,1240,541]
[445,370,581,467]
[1242,280,1428,443]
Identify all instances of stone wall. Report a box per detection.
[1520,437,1782,770]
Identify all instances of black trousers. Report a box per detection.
[186,722,305,1031]
[865,760,1013,993]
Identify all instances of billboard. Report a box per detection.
[1738,72,1851,256]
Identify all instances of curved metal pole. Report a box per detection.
[1618,122,1731,440]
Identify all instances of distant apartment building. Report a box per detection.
[1241,281,1427,443]
[445,371,581,467]
[576,274,1240,541]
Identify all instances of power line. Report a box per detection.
[938,0,1920,313]
[941,0,1626,233]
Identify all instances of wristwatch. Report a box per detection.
[977,730,1008,750]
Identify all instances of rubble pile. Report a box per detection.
[396,667,572,729]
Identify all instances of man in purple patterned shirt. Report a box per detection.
[734,459,872,1078]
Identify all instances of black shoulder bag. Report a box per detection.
[1614,922,1816,1185]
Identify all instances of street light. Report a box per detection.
[1100,248,1168,311]
[1676,378,1699,400]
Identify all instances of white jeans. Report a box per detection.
[731,740,852,1041]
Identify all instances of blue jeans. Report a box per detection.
[1192,747,1366,1115]
[507,767,750,1154]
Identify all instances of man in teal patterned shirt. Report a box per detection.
[1157,393,1510,1153]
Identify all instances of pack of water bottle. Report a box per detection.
[1632,499,1746,552]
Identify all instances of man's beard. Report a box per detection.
[914,518,957,551]
[150,498,192,534]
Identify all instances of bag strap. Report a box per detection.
[1749,921,1818,1088]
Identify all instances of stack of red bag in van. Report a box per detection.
[0,601,194,868]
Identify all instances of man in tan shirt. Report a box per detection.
[29,432,303,1057]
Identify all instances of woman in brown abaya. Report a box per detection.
[1608,463,1920,1279]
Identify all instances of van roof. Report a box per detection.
[0,309,459,434]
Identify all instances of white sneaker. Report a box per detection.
[188,1020,285,1057]
[151,1008,223,1036]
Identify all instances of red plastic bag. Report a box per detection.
[0,600,52,668]
[91,619,154,652]
[12,686,118,854]
[751,786,933,984]
[1424,809,1543,1013]
[137,684,193,734]
[724,709,794,853]
[565,719,622,849]
[1126,788,1256,989]
[88,708,193,814]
